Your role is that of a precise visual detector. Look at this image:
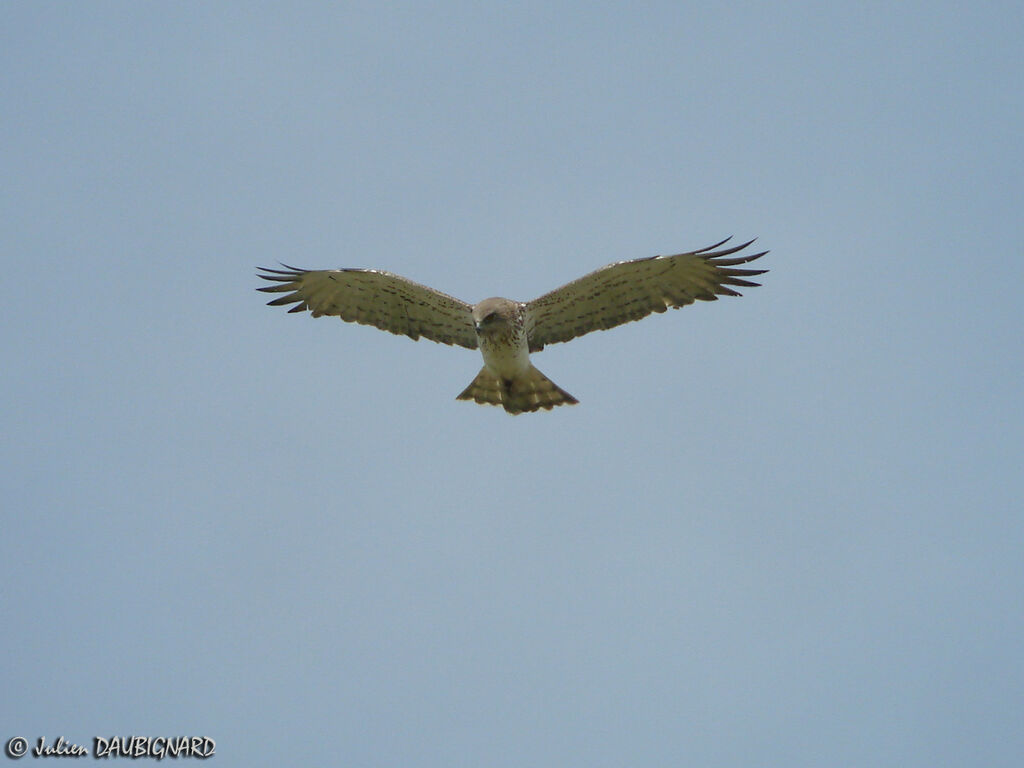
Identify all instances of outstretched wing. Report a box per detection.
[524,238,767,351]
[257,266,478,349]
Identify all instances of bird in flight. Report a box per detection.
[257,237,767,414]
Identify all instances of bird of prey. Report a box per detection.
[257,238,767,414]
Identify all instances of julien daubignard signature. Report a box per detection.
[11,735,215,759]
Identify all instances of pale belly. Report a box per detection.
[478,333,532,379]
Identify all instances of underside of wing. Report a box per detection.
[257,266,478,349]
[524,238,767,351]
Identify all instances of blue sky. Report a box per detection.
[2,2,1022,765]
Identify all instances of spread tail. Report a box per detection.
[456,364,578,414]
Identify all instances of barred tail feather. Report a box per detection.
[456,365,578,414]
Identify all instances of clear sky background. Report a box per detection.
[2,2,1022,766]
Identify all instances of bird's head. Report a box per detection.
[472,298,514,333]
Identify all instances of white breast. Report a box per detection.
[478,326,531,379]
